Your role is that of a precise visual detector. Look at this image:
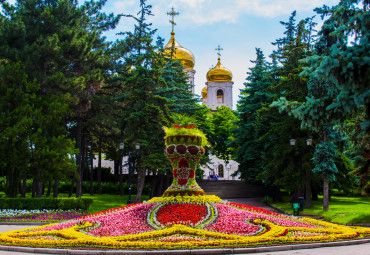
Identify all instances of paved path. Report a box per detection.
[253,243,370,255]
[226,197,285,214]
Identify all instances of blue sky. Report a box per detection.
[103,0,338,109]
[6,0,339,109]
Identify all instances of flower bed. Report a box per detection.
[0,195,368,250]
[0,209,87,222]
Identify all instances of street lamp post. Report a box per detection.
[119,142,141,204]
[290,138,312,213]
[226,165,231,180]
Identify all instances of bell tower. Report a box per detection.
[202,45,233,110]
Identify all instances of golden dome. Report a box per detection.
[163,32,195,70]
[206,58,232,82]
[201,86,207,99]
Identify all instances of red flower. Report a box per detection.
[156,204,207,226]
[187,146,199,155]
[166,145,175,154]
[177,178,188,186]
[178,159,189,168]
[189,170,195,178]
[173,169,177,178]
[176,145,187,154]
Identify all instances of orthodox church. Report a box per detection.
[164,8,239,180]
[94,8,240,181]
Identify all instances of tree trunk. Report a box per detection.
[69,179,74,197]
[32,177,36,198]
[75,120,82,198]
[21,174,27,198]
[119,155,124,196]
[80,134,86,196]
[114,159,119,178]
[36,169,42,198]
[98,138,102,194]
[305,168,312,208]
[53,178,59,198]
[37,180,42,198]
[156,171,164,197]
[46,179,52,197]
[17,178,21,197]
[164,170,172,193]
[134,165,146,203]
[323,177,329,211]
[322,131,329,211]
[6,167,18,197]
[149,170,157,198]
[90,142,94,195]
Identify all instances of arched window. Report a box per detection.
[218,164,224,178]
[217,89,224,103]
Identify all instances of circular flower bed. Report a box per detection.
[0,195,368,250]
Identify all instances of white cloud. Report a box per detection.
[112,0,338,27]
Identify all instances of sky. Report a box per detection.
[6,0,339,109]
[103,0,339,109]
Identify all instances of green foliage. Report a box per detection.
[115,0,171,173]
[158,59,200,114]
[333,152,357,193]
[273,0,369,194]
[233,48,275,184]
[0,0,120,197]
[0,198,93,210]
[0,62,76,197]
[164,113,209,148]
[312,141,338,181]
[300,0,370,124]
[208,106,238,163]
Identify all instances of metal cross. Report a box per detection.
[167,7,179,32]
[215,45,223,57]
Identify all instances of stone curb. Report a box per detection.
[0,239,368,254]
[0,222,54,225]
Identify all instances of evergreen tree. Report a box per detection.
[159,58,200,114]
[0,0,120,197]
[262,12,317,206]
[272,1,369,208]
[0,62,76,197]
[300,0,370,196]
[116,0,170,202]
[233,48,273,184]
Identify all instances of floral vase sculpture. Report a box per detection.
[162,124,206,197]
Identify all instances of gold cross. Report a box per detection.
[215,45,223,57]
[167,7,179,32]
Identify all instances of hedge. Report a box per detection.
[0,198,93,210]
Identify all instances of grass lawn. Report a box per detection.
[81,194,149,214]
[272,195,370,224]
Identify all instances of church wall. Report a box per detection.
[206,81,233,110]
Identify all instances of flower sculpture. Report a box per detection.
[162,124,207,197]
[0,125,368,251]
